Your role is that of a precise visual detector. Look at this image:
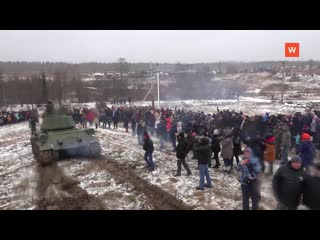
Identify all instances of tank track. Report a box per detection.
[31,138,59,166]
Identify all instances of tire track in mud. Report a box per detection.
[91,156,194,210]
[34,163,106,210]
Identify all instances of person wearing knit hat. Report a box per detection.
[272,155,306,210]
[290,155,302,163]
[296,132,316,173]
[301,133,311,141]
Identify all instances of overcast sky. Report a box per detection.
[0,30,319,63]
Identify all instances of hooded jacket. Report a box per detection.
[281,125,291,148]
[143,134,154,152]
[176,133,189,159]
[272,162,305,208]
[194,138,211,165]
[297,141,316,167]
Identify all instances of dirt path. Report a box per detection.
[91,157,194,210]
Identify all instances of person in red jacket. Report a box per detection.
[165,117,171,141]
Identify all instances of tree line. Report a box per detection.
[0,60,318,74]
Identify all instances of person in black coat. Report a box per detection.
[157,119,167,150]
[211,130,221,168]
[232,127,242,168]
[302,162,320,210]
[170,122,178,152]
[194,137,212,190]
[143,132,155,171]
[123,111,129,132]
[131,116,136,136]
[137,122,144,145]
[175,132,192,176]
[272,156,306,210]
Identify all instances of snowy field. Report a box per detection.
[2,97,316,210]
[0,120,281,210]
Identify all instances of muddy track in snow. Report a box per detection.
[34,164,106,210]
[92,156,194,210]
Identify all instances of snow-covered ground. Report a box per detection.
[0,122,151,210]
[98,126,279,210]
[3,97,316,210]
[0,119,280,210]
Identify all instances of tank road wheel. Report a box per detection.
[89,143,101,158]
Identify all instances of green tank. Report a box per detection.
[30,109,101,166]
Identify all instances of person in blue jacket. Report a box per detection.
[297,133,316,173]
[237,147,262,210]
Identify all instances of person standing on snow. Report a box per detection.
[157,118,167,150]
[302,162,320,210]
[137,121,144,145]
[296,133,316,173]
[309,115,318,147]
[131,115,136,136]
[231,127,242,169]
[237,147,262,210]
[169,120,178,152]
[93,110,99,129]
[211,129,221,168]
[112,108,119,129]
[273,123,282,160]
[272,156,305,210]
[143,132,155,171]
[263,134,276,175]
[175,132,192,176]
[280,125,291,165]
[221,130,234,173]
[194,137,212,190]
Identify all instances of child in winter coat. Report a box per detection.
[264,135,276,175]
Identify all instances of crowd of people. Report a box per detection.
[15,102,317,210]
[69,104,320,210]
[0,110,32,126]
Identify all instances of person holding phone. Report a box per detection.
[237,147,262,210]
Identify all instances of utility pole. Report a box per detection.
[157,64,160,109]
[150,63,153,104]
[281,61,285,104]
